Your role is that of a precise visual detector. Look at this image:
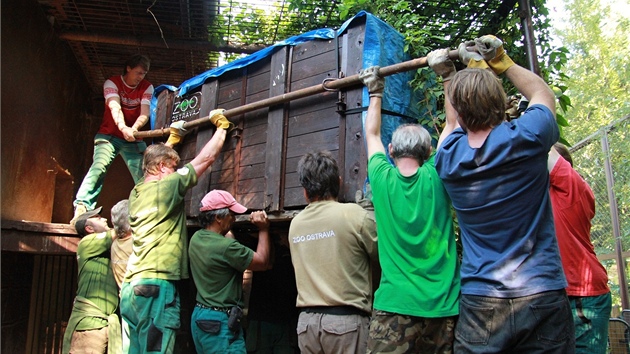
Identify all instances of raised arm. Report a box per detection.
[439,79,460,149]
[426,49,459,149]
[359,67,386,158]
[247,211,271,271]
[167,108,230,177]
[476,35,555,116]
[504,65,556,116]
[190,127,227,178]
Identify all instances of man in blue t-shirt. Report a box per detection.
[428,36,575,353]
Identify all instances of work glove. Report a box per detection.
[458,41,489,69]
[474,35,515,75]
[358,66,384,98]
[505,95,521,120]
[426,49,456,82]
[208,108,233,130]
[165,120,188,147]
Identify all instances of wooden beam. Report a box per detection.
[1,220,80,254]
[58,31,267,54]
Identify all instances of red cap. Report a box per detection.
[199,190,247,213]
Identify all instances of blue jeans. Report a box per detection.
[120,279,180,354]
[74,134,146,209]
[570,292,612,354]
[454,290,575,353]
[191,306,246,354]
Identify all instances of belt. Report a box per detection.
[196,303,231,313]
[302,306,371,317]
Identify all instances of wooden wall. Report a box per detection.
[1,0,137,352]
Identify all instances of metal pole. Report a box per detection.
[134,50,460,139]
[601,129,630,309]
[518,0,541,75]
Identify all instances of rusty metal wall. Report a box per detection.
[1,0,138,223]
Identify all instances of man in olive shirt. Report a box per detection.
[288,150,378,354]
[120,110,230,354]
[63,207,121,354]
[188,189,271,353]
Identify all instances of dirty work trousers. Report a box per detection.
[74,134,146,210]
[120,279,180,354]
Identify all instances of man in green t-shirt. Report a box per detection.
[188,189,271,353]
[120,110,231,354]
[359,66,461,353]
[63,207,122,354]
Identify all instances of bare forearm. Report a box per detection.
[504,64,555,115]
[190,128,227,177]
[365,97,385,157]
[108,103,126,130]
[248,230,270,271]
[131,105,150,130]
[438,80,459,149]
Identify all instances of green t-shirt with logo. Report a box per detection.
[189,229,253,307]
[125,163,198,282]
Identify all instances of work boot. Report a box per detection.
[69,204,88,226]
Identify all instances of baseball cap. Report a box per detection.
[74,206,103,236]
[199,190,247,213]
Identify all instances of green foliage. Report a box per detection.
[333,0,569,141]
[552,0,630,309]
[551,0,630,145]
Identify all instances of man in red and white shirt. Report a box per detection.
[71,54,154,224]
[548,142,611,353]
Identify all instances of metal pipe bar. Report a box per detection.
[135,49,460,139]
[601,130,630,310]
[518,0,541,75]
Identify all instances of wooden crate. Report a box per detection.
[154,21,369,217]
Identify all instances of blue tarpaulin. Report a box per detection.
[149,11,431,145]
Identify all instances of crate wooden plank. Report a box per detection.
[263,46,289,211]
[285,128,339,158]
[287,91,338,114]
[290,53,338,82]
[218,72,245,104]
[241,122,268,147]
[1,220,79,254]
[283,150,342,177]
[340,22,367,202]
[241,144,267,166]
[237,176,265,194]
[240,162,265,181]
[242,106,269,125]
[290,68,338,91]
[288,105,340,136]
[283,186,306,208]
[247,70,271,96]
[292,39,337,63]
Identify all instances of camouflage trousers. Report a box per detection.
[366,311,457,354]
